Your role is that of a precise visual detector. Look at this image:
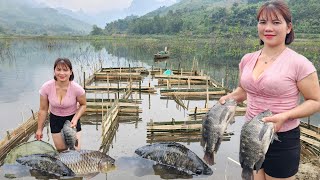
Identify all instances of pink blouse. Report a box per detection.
[239,48,316,132]
[39,79,85,116]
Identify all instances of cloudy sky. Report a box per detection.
[33,0,172,14]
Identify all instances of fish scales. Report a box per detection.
[201,99,237,165]
[135,142,213,175]
[239,110,278,180]
[61,120,77,150]
[55,150,115,175]
[16,154,75,177]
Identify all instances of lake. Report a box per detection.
[0,38,319,179]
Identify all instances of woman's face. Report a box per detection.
[54,64,72,82]
[257,11,292,47]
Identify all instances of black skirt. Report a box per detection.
[49,112,82,133]
[261,126,300,178]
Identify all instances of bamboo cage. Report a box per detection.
[0,111,43,165]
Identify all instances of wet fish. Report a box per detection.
[55,150,115,176]
[239,110,278,180]
[201,99,237,165]
[135,142,213,176]
[61,120,78,150]
[16,154,75,177]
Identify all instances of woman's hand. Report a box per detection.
[219,94,230,104]
[35,129,43,140]
[262,113,289,132]
[70,119,78,128]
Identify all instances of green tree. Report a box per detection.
[90,25,104,35]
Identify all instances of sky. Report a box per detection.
[33,0,171,14]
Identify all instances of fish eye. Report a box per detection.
[196,169,202,174]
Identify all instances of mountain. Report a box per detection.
[0,0,91,35]
[56,0,179,28]
[127,0,177,16]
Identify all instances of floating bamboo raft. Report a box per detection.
[146,119,234,143]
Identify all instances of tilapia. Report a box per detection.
[135,142,213,176]
[201,99,237,165]
[61,120,78,150]
[239,110,278,180]
[16,154,75,177]
[55,150,115,175]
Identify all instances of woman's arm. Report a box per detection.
[36,95,49,140]
[264,72,320,131]
[70,94,87,128]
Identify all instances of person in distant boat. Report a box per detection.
[219,1,320,180]
[35,58,86,152]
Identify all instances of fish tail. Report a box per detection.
[241,167,253,180]
[203,151,214,166]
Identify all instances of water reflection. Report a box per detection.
[0,38,319,179]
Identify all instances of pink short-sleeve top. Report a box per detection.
[39,79,85,116]
[239,47,316,132]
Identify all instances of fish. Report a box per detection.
[201,99,237,165]
[61,120,78,150]
[135,142,213,176]
[55,150,116,176]
[16,154,75,177]
[239,110,279,180]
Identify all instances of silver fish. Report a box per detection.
[55,150,115,176]
[239,110,279,180]
[16,154,75,177]
[135,142,213,175]
[61,120,77,150]
[201,99,237,165]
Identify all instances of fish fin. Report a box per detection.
[203,151,215,166]
[254,157,265,174]
[241,166,253,180]
[258,123,269,141]
[200,138,206,148]
[271,132,280,143]
[214,137,222,152]
[82,172,99,179]
[229,116,236,125]
[75,139,78,147]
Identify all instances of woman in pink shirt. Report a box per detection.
[220,1,320,180]
[35,58,86,152]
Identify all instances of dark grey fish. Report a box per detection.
[16,154,75,177]
[61,120,77,150]
[55,150,115,175]
[201,99,237,165]
[239,110,279,180]
[135,142,213,176]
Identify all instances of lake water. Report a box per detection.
[0,38,318,179]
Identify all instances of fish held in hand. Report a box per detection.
[201,99,237,165]
[239,110,279,180]
[61,120,78,150]
[135,142,213,176]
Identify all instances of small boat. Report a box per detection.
[154,47,170,59]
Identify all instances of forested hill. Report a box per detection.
[0,0,91,35]
[99,0,320,36]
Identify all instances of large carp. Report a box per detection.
[55,150,115,176]
[16,154,75,177]
[61,120,78,150]
[239,110,278,180]
[201,99,237,165]
[135,142,213,176]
